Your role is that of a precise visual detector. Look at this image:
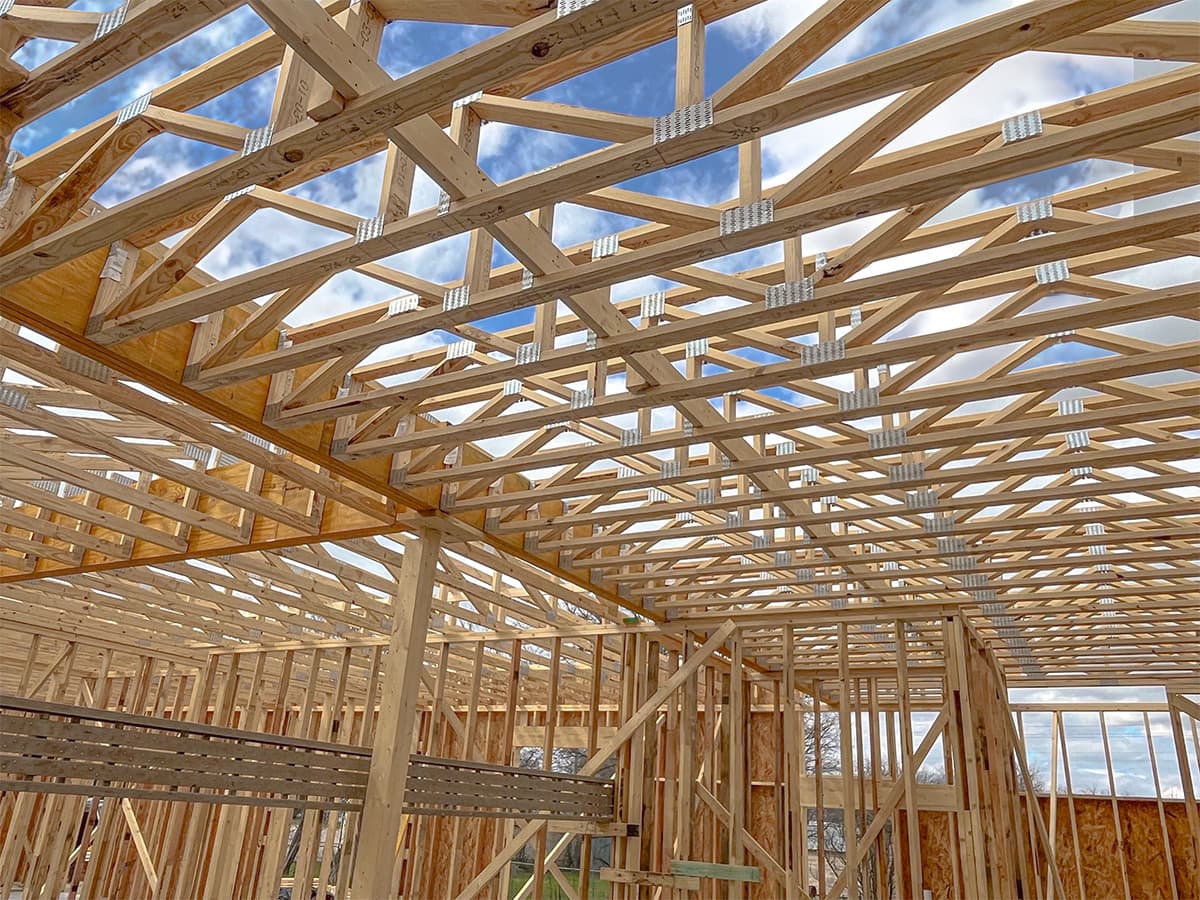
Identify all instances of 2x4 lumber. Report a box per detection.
[530,638,560,900]
[101,28,1195,359]
[0,7,102,44]
[7,0,756,190]
[306,0,386,121]
[670,860,762,882]
[550,458,1200,553]
[0,441,242,543]
[198,278,327,371]
[0,395,316,535]
[565,497,1199,568]
[0,116,162,254]
[573,186,721,230]
[0,0,692,286]
[712,0,888,108]
[576,634,606,899]
[0,343,402,583]
[491,432,1200,534]
[675,2,705,108]
[456,620,738,899]
[837,625,858,900]
[443,640,485,898]
[600,867,701,890]
[467,94,653,143]
[248,0,729,458]
[404,358,1197,491]
[9,14,294,187]
[0,325,387,523]
[729,632,746,895]
[0,0,1189,734]
[0,52,25,96]
[774,69,980,206]
[1166,695,1200,872]
[338,242,1180,402]
[349,525,442,897]
[39,0,1180,345]
[1043,20,1200,62]
[96,194,257,324]
[251,170,1199,415]
[894,621,923,899]
[0,0,240,120]
[249,2,873,590]
[140,107,249,151]
[948,618,989,897]
[0,605,205,666]
[370,0,553,26]
[627,526,1200,585]
[0,506,123,557]
[268,78,1197,348]
[822,703,952,900]
[446,389,1196,511]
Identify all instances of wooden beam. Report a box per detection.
[349,524,443,897]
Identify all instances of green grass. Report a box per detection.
[507,862,611,899]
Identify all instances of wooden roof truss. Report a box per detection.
[0,0,1196,688]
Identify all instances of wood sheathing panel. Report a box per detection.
[914,797,1199,900]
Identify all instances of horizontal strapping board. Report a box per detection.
[408,753,612,784]
[0,779,362,812]
[0,781,610,820]
[0,731,369,787]
[0,701,614,820]
[0,713,372,772]
[406,762,612,796]
[0,757,363,801]
[0,693,372,756]
[404,761,613,817]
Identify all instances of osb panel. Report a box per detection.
[749,784,782,900]
[749,707,779,783]
[916,797,1199,900]
[906,810,957,900]
[748,709,783,900]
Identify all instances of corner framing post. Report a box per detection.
[349,524,443,898]
[1166,693,1200,883]
[944,615,987,898]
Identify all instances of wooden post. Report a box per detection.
[837,625,858,900]
[1056,712,1087,900]
[1046,711,1060,900]
[728,631,744,900]
[1166,695,1200,882]
[446,641,486,900]
[814,680,827,899]
[1098,712,1132,900]
[782,628,803,900]
[948,617,989,899]
[895,621,922,900]
[577,633,606,900]
[1143,711,1181,899]
[531,637,562,900]
[349,524,442,898]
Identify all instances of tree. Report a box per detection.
[1016,761,1049,795]
[800,712,895,898]
[512,745,613,872]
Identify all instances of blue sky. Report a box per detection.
[10,0,1199,793]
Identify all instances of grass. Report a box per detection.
[507,863,611,899]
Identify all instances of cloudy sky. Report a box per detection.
[10,0,1198,795]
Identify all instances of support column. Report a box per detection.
[350,524,443,898]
